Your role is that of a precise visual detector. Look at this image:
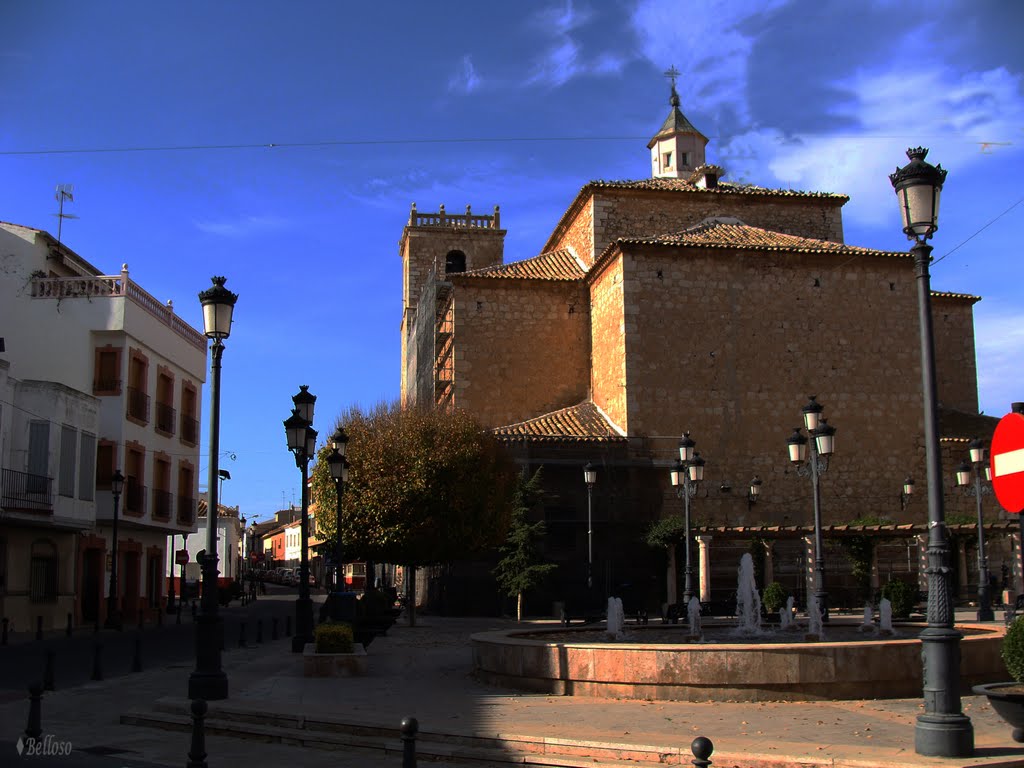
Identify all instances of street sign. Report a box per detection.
[175,549,190,565]
[991,411,1024,513]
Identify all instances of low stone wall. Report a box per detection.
[471,622,1006,702]
[302,645,368,678]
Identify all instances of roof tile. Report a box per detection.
[493,400,626,443]
[454,249,585,282]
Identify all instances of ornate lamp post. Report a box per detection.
[786,395,836,622]
[747,476,762,511]
[284,386,317,653]
[891,147,973,757]
[670,433,705,606]
[188,276,236,701]
[104,470,125,630]
[901,477,916,511]
[956,439,994,622]
[583,463,597,592]
[326,428,349,593]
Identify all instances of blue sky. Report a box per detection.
[2,0,1022,523]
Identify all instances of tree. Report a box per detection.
[492,469,558,621]
[644,514,687,606]
[310,400,517,570]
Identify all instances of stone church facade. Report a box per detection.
[398,84,1012,615]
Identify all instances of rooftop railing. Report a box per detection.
[408,203,500,229]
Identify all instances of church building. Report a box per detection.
[398,79,1010,615]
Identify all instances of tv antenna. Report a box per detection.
[52,184,79,254]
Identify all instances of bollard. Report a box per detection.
[25,683,42,744]
[256,619,263,644]
[285,615,292,637]
[43,649,55,691]
[2,617,8,645]
[36,616,43,641]
[186,699,208,768]
[132,634,142,673]
[66,613,73,637]
[401,716,418,768]
[176,605,182,625]
[191,602,198,622]
[272,617,279,641]
[91,642,103,681]
[690,736,714,768]
[238,623,247,648]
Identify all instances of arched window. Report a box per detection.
[445,250,466,274]
[30,539,58,602]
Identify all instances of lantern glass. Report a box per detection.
[304,427,318,458]
[985,465,992,482]
[292,385,316,424]
[283,409,307,452]
[750,477,762,498]
[689,455,705,483]
[903,478,915,496]
[969,441,985,465]
[787,429,808,464]
[583,462,597,486]
[111,469,125,495]
[327,449,343,481]
[332,427,349,457]
[198,276,238,340]
[678,433,695,462]
[955,462,972,487]
[670,462,683,487]
[802,396,823,432]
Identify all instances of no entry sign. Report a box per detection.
[175,549,190,565]
[992,411,1024,513]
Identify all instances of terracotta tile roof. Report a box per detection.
[493,400,626,443]
[586,177,849,200]
[931,290,981,303]
[648,106,706,147]
[453,249,585,282]
[613,221,908,257]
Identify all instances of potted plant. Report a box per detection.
[303,621,367,677]
[974,615,1024,742]
[761,582,787,623]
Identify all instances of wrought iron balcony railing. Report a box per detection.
[1,468,53,512]
[155,402,176,435]
[127,387,150,423]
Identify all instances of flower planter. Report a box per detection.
[973,683,1024,742]
[302,644,368,678]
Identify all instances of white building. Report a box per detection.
[0,221,206,629]
[166,496,243,595]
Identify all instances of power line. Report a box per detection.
[931,196,1024,266]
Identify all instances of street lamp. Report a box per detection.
[890,147,973,757]
[669,433,705,606]
[284,386,317,653]
[747,476,762,510]
[188,275,236,702]
[104,470,125,630]
[956,439,995,622]
[583,463,597,592]
[901,477,916,511]
[786,395,836,623]
[327,427,349,593]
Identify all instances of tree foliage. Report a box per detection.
[644,515,687,550]
[310,401,517,566]
[492,469,558,617]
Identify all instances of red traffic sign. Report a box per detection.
[991,411,1024,513]
[175,549,190,565]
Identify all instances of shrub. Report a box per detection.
[314,621,354,654]
[880,579,916,619]
[1003,616,1024,683]
[762,582,787,615]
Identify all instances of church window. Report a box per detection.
[445,250,466,274]
[680,152,689,166]
[663,151,673,169]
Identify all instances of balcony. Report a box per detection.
[124,479,146,516]
[1,468,53,513]
[155,401,176,435]
[177,495,196,526]
[181,415,199,445]
[127,387,150,423]
[93,376,122,395]
[152,489,173,521]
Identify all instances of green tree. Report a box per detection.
[492,469,558,621]
[644,515,687,605]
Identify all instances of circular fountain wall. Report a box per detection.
[471,622,1005,702]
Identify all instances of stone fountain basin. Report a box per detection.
[471,621,1006,702]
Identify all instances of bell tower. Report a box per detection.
[648,67,708,179]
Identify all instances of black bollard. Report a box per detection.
[132,634,142,673]
[272,617,279,641]
[256,619,263,643]
[285,615,292,637]
[238,623,247,648]
[186,699,208,768]
[43,649,55,691]
[66,613,73,637]
[25,683,42,744]
[2,617,8,645]
[401,716,418,768]
[176,605,182,625]
[36,616,43,641]
[690,736,714,768]
[91,642,103,681]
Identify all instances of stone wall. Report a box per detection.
[548,197,595,266]
[400,225,505,314]
[450,278,589,429]
[588,255,627,432]
[931,295,980,413]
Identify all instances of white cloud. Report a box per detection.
[525,0,628,88]
[975,300,1024,416]
[194,215,291,238]
[448,55,481,94]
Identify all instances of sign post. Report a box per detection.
[992,404,1024,594]
[175,550,190,566]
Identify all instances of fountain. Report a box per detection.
[606,597,624,640]
[471,557,1002,702]
[858,603,874,633]
[879,597,894,635]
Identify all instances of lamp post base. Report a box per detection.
[915,714,974,757]
[188,614,228,701]
[977,607,995,622]
[292,596,314,653]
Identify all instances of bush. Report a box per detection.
[1003,617,1024,683]
[314,621,354,654]
[762,582,787,615]
[880,579,916,619]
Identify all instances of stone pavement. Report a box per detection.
[2,608,1024,767]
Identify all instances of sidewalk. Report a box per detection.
[2,610,1023,767]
